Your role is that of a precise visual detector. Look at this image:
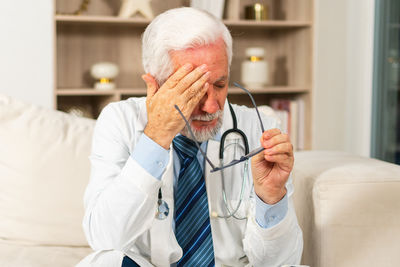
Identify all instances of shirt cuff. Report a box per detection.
[131,133,170,180]
[255,193,288,229]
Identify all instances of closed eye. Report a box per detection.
[214,83,226,89]
[214,75,228,89]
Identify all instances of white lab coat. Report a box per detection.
[78,97,303,267]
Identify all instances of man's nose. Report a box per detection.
[200,86,219,114]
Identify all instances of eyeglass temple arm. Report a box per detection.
[211,145,265,173]
[233,82,265,133]
[244,146,265,159]
[174,105,217,170]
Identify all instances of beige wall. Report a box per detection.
[313,0,375,157]
[0,1,54,108]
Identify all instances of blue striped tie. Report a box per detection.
[172,135,215,267]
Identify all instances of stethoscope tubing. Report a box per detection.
[157,101,250,220]
[218,155,248,220]
[216,102,249,220]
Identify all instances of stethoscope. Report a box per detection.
[155,102,249,221]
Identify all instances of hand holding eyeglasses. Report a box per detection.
[251,128,294,205]
[142,63,210,149]
[173,82,293,205]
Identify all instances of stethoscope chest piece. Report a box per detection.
[156,198,169,220]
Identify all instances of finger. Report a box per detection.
[264,153,293,169]
[251,148,266,165]
[186,82,209,111]
[182,71,211,100]
[142,74,159,97]
[262,133,290,149]
[264,153,289,161]
[264,142,293,156]
[162,63,194,89]
[175,64,208,93]
[261,128,282,141]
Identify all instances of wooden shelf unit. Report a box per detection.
[57,86,310,96]
[56,14,312,28]
[55,0,314,149]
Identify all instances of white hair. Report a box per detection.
[142,7,232,85]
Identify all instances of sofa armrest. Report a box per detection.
[292,151,400,267]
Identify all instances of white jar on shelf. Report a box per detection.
[241,47,269,89]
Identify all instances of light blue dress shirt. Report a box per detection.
[131,133,288,229]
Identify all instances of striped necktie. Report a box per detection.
[172,135,215,267]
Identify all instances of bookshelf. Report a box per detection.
[55,0,314,149]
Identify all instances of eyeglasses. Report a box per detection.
[174,82,265,173]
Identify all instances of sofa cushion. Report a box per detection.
[0,94,95,246]
[293,151,400,267]
[0,239,92,267]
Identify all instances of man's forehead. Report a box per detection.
[169,39,227,63]
[170,49,226,64]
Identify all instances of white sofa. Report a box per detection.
[1,94,400,267]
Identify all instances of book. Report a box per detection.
[258,105,288,134]
[270,98,305,151]
[297,98,305,150]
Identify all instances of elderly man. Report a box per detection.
[78,7,303,267]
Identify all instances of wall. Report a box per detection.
[345,0,375,157]
[0,1,54,108]
[313,0,375,157]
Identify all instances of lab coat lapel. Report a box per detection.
[204,139,221,210]
[149,145,182,266]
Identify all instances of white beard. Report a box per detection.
[180,110,223,142]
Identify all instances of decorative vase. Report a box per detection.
[90,62,119,90]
